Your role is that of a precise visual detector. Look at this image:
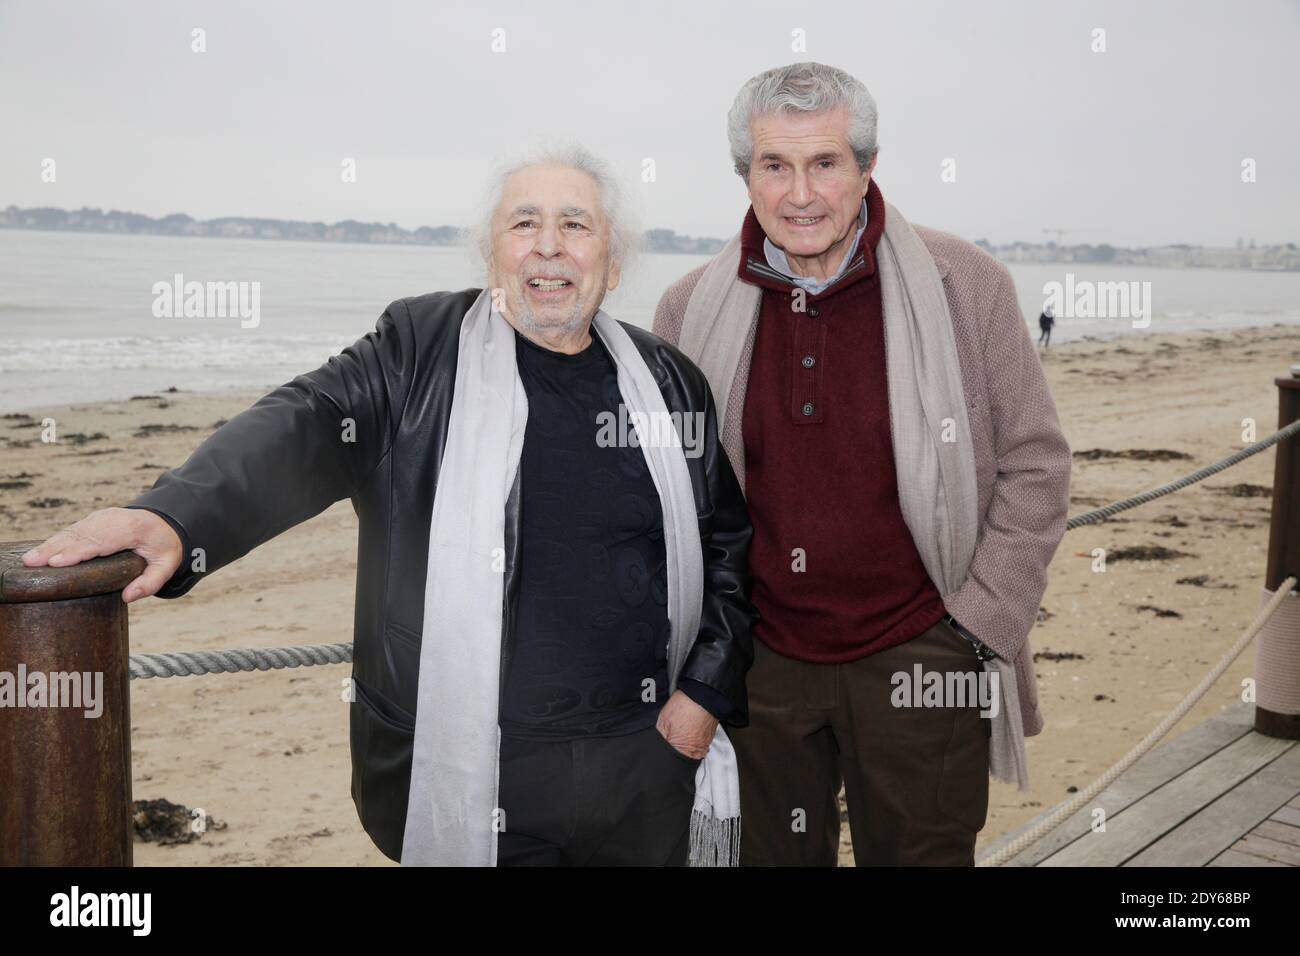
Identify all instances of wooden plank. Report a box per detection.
[1287,794,1300,810]
[1254,819,1300,847]
[978,703,1255,866]
[1233,833,1300,865]
[1041,730,1293,866]
[1126,743,1300,866]
[1209,848,1289,867]
[1270,805,1300,828]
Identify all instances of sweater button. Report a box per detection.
[801,355,815,368]
[809,307,820,317]
[801,402,815,416]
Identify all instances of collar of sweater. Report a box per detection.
[738,176,888,298]
[762,198,866,294]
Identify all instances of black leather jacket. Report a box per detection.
[129,289,757,861]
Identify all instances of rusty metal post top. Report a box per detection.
[0,539,146,605]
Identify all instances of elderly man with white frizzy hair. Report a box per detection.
[26,144,758,867]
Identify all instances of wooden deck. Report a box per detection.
[976,702,1300,866]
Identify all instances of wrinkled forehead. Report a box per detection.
[750,105,854,154]
[494,164,608,225]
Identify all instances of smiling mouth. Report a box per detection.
[528,277,573,290]
[786,215,825,226]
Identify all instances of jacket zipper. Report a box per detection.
[744,254,867,291]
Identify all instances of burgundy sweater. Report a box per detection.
[739,179,946,663]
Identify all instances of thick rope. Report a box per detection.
[1067,418,1300,529]
[129,642,352,679]
[978,575,1297,867]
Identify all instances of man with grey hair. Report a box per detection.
[655,62,1071,865]
[24,146,757,867]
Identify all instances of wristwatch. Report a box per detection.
[943,613,998,662]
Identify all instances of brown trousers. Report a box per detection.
[730,617,991,866]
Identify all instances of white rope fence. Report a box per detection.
[1066,418,1300,529]
[129,642,352,680]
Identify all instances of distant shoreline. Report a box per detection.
[4,203,1298,271]
[0,224,488,254]
[6,226,1297,278]
[0,206,727,255]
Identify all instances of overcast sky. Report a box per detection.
[2,0,1297,247]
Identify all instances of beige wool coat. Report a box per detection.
[653,222,1073,737]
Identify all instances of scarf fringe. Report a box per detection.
[688,810,741,867]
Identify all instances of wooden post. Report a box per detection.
[0,539,144,865]
[1259,366,1300,739]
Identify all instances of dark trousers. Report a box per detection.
[496,723,700,866]
[729,618,991,866]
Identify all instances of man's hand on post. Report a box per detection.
[655,689,719,760]
[21,507,183,604]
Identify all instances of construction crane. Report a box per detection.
[1041,227,1096,245]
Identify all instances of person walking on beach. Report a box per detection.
[654,62,1072,866]
[22,146,756,867]
[1038,305,1056,346]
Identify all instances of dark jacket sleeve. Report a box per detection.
[676,376,758,727]
[127,299,417,598]
[679,677,742,723]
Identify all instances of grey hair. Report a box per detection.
[727,61,879,179]
[468,142,641,287]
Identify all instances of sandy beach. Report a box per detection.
[2,322,1297,866]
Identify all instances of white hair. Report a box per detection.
[467,142,641,288]
[727,62,879,179]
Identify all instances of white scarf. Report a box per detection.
[679,200,1030,790]
[400,289,742,866]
